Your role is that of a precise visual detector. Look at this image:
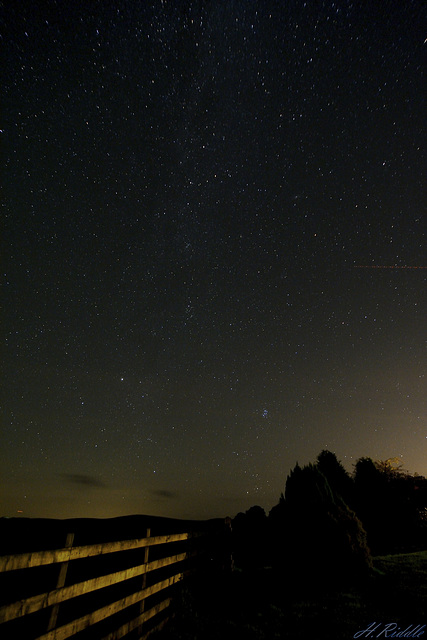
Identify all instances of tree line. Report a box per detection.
[231,451,427,585]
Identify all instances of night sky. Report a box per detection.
[1,1,426,521]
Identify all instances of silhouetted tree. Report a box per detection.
[245,505,267,523]
[271,461,371,586]
[316,450,355,508]
[232,505,268,569]
[268,491,286,530]
[354,456,427,553]
[285,462,335,508]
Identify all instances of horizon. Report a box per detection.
[2,451,425,522]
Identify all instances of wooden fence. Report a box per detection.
[0,520,231,640]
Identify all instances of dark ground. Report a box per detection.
[1,518,425,639]
[155,551,427,640]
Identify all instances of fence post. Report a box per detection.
[137,528,150,636]
[47,532,75,632]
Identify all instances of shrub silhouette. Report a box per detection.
[272,462,371,585]
[316,449,355,508]
[354,457,427,553]
[232,505,268,570]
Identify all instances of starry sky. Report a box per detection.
[1,0,426,521]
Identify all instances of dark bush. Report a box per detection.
[271,463,372,586]
[316,449,355,508]
[354,457,427,553]
[232,505,268,570]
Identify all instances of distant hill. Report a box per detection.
[0,514,226,555]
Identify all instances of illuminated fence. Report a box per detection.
[0,521,230,640]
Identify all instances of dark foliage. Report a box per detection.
[231,450,426,593]
[316,449,355,508]
[156,452,427,638]
[232,505,269,569]
[354,457,427,554]
[274,463,372,586]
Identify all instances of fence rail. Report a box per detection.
[0,522,228,640]
[0,533,195,573]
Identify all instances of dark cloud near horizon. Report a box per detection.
[152,490,179,500]
[61,474,107,489]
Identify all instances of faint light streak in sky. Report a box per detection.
[354,266,427,269]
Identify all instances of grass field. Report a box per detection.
[156,551,427,639]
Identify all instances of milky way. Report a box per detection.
[1,0,426,520]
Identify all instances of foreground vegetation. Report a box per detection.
[157,551,427,639]
[157,450,427,639]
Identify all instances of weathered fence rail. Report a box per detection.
[0,520,230,640]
